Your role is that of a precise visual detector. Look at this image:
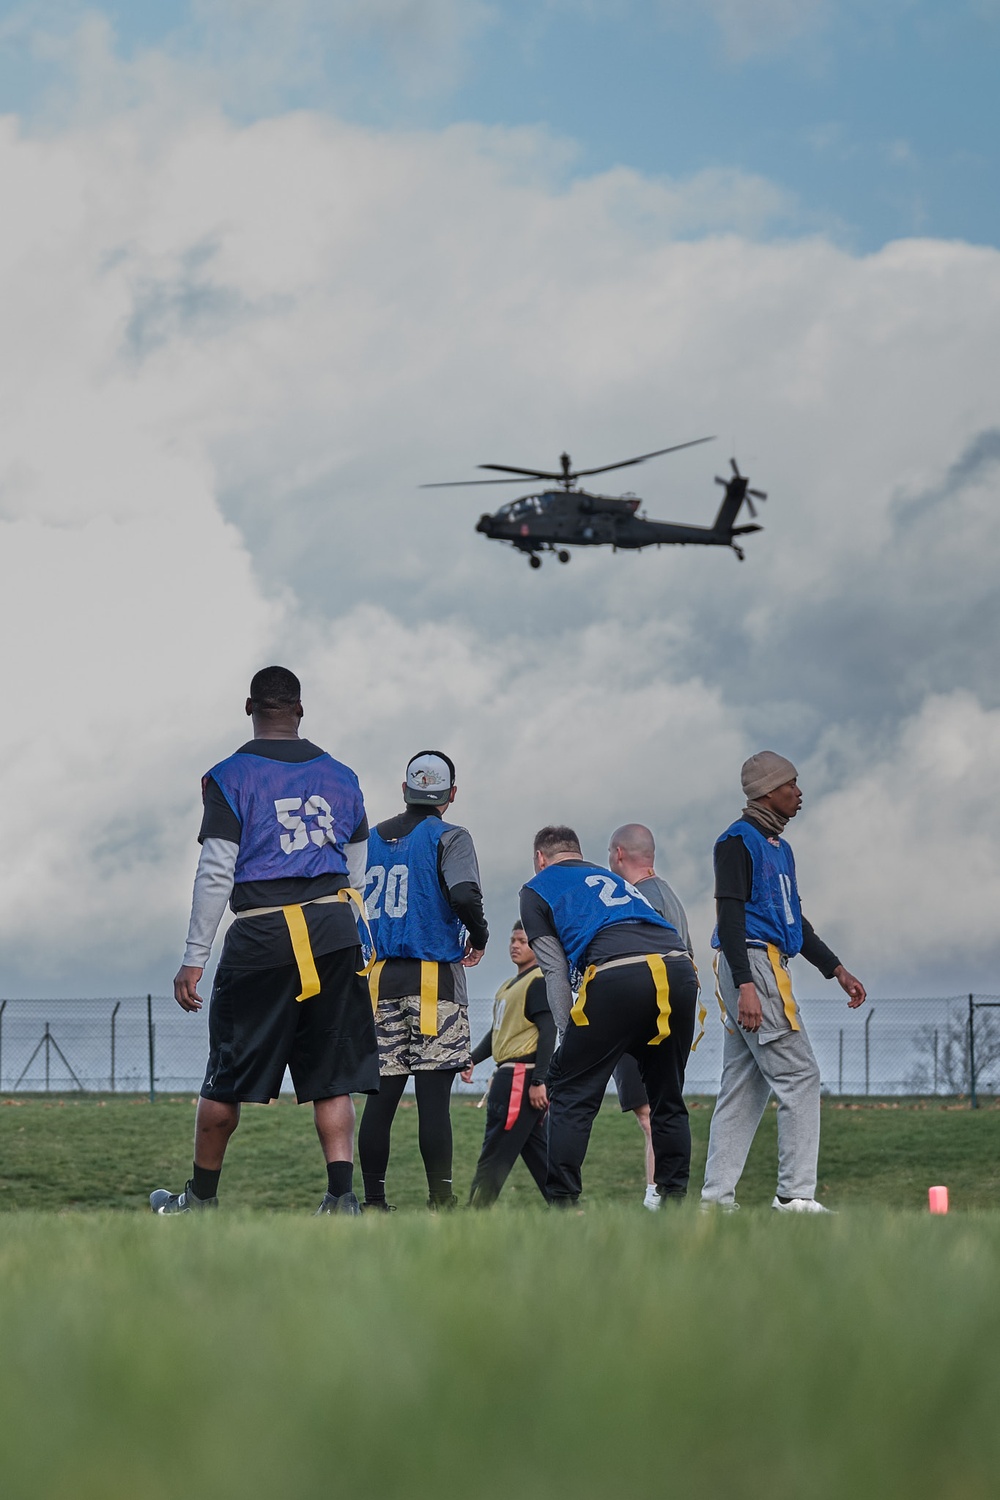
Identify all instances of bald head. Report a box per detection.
[608,823,656,882]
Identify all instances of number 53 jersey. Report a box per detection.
[206,741,366,887]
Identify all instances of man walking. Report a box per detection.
[701,751,867,1214]
[359,752,488,1210]
[463,923,555,1207]
[519,826,699,1208]
[151,666,379,1216]
[607,823,696,1211]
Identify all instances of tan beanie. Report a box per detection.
[741,751,798,801]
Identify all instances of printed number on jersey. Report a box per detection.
[274,795,337,855]
[365,865,409,918]
[585,874,647,908]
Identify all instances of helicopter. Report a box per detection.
[422,440,767,568]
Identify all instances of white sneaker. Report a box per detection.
[699,1198,740,1213]
[643,1186,660,1211]
[771,1196,834,1214]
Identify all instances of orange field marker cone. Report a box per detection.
[928,1185,949,1214]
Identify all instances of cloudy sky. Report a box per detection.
[1,0,998,1003]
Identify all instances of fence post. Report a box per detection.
[864,1007,875,1096]
[838,1030,843,1095]
[147,994,156,1104]
[933,1029,939,1095]
[111,1001,121,1094]
[968,994,978,1110]
[0,999,6,1092]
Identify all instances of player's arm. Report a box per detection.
[461,1027,494,1084]
[174,775,240,1014]
[714,836,760,1031]
[175,838,238,1012]
[345,811,369,891]
[518,887,573,1034]
[526,976,556,1108]
[439,827,489,964]
[801,916,866,1008]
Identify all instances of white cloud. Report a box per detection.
[1,40,999,998]
[794,692,1000,989]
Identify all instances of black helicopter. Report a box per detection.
[423,440,766,568]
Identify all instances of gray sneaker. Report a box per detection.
[771,1196,834,1214]
[150,1180,218,1214]
[314,1191,362,1216]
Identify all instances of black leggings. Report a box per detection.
[358,1071,457,1199]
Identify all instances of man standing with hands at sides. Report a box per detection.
[463,923,555,1207]
[151,666,379,1216]
[701,752,867,1214]
[520,826,699,1208]
[607,824,696,1211]
[360,752,488,1210]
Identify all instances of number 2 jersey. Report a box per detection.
[520,861,679,978]
[198,738,369,970]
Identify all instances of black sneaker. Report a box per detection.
[150,1180,218,1214]
[362,1200,396,1212]
[314,1191,362,1216]
[427,1194,459,1211]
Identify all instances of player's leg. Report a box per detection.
[700,952,777,1208]
[358,1073,407,1207]
[636,957,697,1202]
[414,1070,461,1207]
[516,1103,550,1202]
[741,949,822,1206]
[151,960,296,1213]
[470,1067,546,1206]
[614,1054,656,1207]
[546,974,627,1205]
[358,989,414,1207]
[289,946,381,1215]
[469,1068,522,1206]
[409,990,472,1208]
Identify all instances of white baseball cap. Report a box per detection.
[404,751,455,806]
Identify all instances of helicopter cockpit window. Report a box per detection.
[500,495,546,519]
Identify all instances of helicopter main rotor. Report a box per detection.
[422,436,715,491]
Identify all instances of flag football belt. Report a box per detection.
[717,943,800,1032]
[570,952,687,1044]
[489,1061,544,1130]
[367,959,442,1038]
[233,889,375,1002]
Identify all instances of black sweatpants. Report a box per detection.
[468,1064,549,1207]
[546,954,698,1204]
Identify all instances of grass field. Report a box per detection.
[3,1091,1000,1211]
[2,1096,1000,1499]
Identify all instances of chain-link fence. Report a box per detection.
[1,993,999,1103]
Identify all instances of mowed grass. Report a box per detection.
[2,1207,1000,1499]
[3,1098,1000,1497]
[2,1091,1000,1211]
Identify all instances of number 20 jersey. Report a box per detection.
[207,748,365,885]
[365,817,466,962]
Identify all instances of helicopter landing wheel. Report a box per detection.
[529,554,542,569]
[557,550,570,564]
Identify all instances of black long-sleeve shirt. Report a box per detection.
[714,824,840,988]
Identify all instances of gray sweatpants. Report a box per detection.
[701,949,821,1205]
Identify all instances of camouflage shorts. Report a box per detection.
[374,993,471,1075]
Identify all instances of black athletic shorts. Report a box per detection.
[201,946,381,1105]
[613,1052,649,1113]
